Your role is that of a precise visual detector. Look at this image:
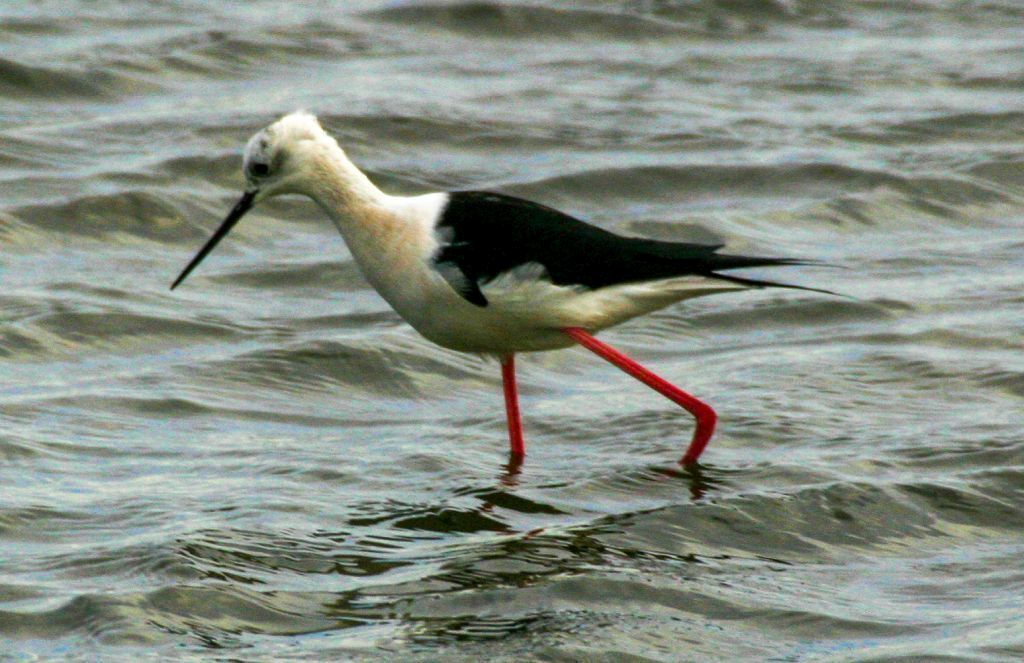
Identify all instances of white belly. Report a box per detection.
[384,264,744,355]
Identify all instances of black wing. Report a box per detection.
[433,191,814,307]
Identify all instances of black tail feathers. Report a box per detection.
[706,254,843,297]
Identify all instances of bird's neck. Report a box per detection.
[305,141,390,223]
[302,140,428,302]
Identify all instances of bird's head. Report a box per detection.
[171,111,336,290]
[242,111,330,200]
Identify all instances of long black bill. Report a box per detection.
[170,190,256,290]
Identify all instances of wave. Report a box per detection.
[7,470,1019,649]
[0,56,153,100]
[364,2,688,39]
[194,337,485,400]
[836,110,1024,146]
[5,190,220,245]
[502,162,1010,217]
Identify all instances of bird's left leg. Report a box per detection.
[562,328,716,465]
[501,354,526,458]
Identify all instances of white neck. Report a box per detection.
[296,139,443,318]
[302,140,390,225]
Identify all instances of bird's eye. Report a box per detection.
[250,162,270,177]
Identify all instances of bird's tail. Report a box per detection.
[706,255,842,297]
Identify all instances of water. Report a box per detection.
[2,1,1023,660]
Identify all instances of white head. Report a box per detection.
[241,111,330,199]
[171,112,370,290]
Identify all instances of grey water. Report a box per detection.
[2,1,1023,660]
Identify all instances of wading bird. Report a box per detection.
[172,112,827,466]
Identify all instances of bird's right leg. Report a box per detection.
[562,328,717,465]
[501,354,526,459]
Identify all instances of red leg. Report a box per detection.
[501,354,526,459]
[563,327,716,465]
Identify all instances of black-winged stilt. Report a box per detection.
[172,112,829,466]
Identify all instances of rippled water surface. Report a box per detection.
[3,1,1024,660]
